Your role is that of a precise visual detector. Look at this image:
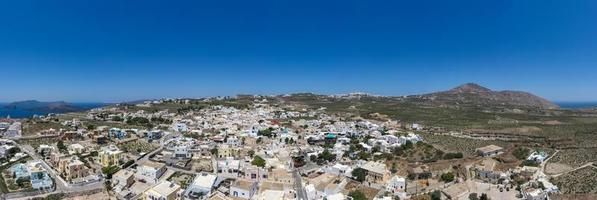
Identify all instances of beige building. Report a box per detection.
[113,169,134,188]
[361,161,390,184]
[144,181,181,200]
[58,156,90,182]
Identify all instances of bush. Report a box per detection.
[440,172,455,182]
[513,147,530,160]
[443,152,464,159]
[349,190,367,200]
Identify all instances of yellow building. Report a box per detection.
[218,144,237,158]
[98,145,123,167]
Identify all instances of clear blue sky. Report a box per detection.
[1,0,596,103]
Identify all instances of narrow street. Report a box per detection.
[293,169,307,200]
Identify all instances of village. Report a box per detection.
[0,97,563,200]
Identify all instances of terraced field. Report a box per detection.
[547,148,597,169]
[551,166,597,194]
[420,133,512,157]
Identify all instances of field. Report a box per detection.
[21,120,69,136]
[420,133,512,157]
[551,166,597,194]
[118,140,159,155]
[547,149,597,169]
[16,137,62,149]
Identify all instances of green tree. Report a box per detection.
[318,149,335,163]
[252,155,266,167]
[348,190,367,200]
[248,150,255,158]
[57,141,67,152]
[210,148,218,157]
[351,168,366,182]
[431,190,441,200]
[440,172,455,182]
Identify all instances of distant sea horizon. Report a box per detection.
[555,101,597,109]
[0,102,107,119]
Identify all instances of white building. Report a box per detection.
[185,172,217,198]
[5,122,22,138]
[172,123,188,132]
[230,179,257,199]
[325,163,352,177]
[217,158,241,178]
[173,144,191,159]
[527,151,548,164]
[386,175,406,194]
[522,188,548,200]
[135,161,166,184]
[68,143,85,155]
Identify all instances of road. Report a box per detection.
[292,169,307,200]
[125,146,163,170]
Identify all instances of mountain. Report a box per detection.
[4,100,92,113]
[421,83,559,109]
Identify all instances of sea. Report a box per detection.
[556,102,597,109]
[0,103,107,118]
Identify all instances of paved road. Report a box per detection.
[125,146,163,170]
[293,169,307,200]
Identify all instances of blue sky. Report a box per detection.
[0,0,596,103]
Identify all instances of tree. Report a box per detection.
[404,140,413,150]
[431,190,441,200]
[480,193,489,200]
[318,149,335,163]
[468,193,479,200]
[252,155,266,167]
[391,162,397,174]
[258,128,274,138]
[248,150,255,158]
[57,141,67,152]
[440,172,455,182]
[348,190,367,200]
[351,168,366,182]
[210,148,218,157]
[102,165,120,179]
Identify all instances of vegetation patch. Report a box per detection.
[551,167,597,194]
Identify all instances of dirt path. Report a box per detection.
[550,162,595,178]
